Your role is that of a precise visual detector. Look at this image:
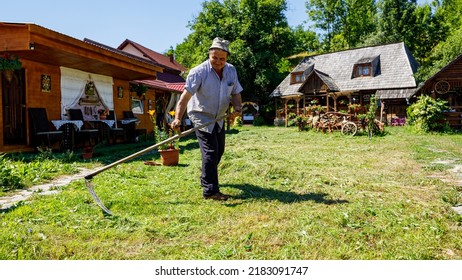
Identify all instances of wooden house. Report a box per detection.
[0,22,184,153]
[116,39,186,129]
[413,53,462,130]
[271,42,419,126]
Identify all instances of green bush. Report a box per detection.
[253,115,265,126]
[287,112,297,127]
[406,95,449,132]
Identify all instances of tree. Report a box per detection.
[379,0,417,43]
[307,0,345,51]
[174,0,299,102]
[414,0,462,82]
[292,24,320,55]
[411,2,447,65]
[307,0,376,51]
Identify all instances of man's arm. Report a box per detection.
[231,92,242,113]
[171,89,192,129]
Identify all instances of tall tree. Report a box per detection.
[306,0,345,51]
[343,0,377,47]
[412,1,447,65]
[415,0,462,81]
[376,0,418,47]
[175,0,298,102]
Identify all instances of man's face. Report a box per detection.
[209,49,228,72]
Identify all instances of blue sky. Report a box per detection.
[2,0,307,53]
[2,0,429,54]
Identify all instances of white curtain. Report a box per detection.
[165,93,180,124]
[60,67,114,119]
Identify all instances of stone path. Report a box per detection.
[0,168,92,210]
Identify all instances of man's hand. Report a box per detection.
[228,106,243,122]
[170,119,182,131]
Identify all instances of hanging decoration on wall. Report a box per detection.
[117,86,124,98]
[80,75,100,105]
[75,75,109,120]
[41,74,51,92]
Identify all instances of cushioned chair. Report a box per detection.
[67,108,100,147]
[107,110,126,144]
[28,108,63,150]
[122,110,147,142]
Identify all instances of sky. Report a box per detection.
[1,0,308,54]
[2,0,430,54]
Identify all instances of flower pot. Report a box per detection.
[159,149,179,166]
[82,146,94,159]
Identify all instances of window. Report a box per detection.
[358,65,370,76]
[131,98,144,114]
[291,72,304,84]
[354,64,371,77]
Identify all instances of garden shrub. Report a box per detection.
[406,95,449,132]
[253,115,265,126]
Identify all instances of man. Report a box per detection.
[171,37,243,201]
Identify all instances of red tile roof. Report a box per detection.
[118,39,187,73]
[136,79,184,93]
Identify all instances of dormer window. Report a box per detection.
[291,72,304,84]
[352,55,380,79]
[354,64,371,77]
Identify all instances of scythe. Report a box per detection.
[84,114,228,215]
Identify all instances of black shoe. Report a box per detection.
[204,192,230,201]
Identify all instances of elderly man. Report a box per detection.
[171,37,243,201]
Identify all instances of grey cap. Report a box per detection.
[209,37,230,54]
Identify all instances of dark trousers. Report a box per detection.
[195,123,225,196]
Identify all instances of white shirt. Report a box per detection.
[185,59,243,133]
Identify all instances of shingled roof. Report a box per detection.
[272,42,418,99]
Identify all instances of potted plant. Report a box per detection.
[295,115,308,131]
[348,103,362,115]
[145,109,179,166]
[0,53,22,82]
[156,128,179,166]
[130,83,148,98]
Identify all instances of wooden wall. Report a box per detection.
[25,60,62,120]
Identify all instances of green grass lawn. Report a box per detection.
[1,126,461,259]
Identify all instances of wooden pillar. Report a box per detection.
[380,100,385,122]
[332,93,338,112]
[326,93,329,112]
[295,97,300,116]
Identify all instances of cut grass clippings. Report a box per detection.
[0,126,461,259]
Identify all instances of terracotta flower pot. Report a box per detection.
[159,149,179,166]
[82,146,94,159]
